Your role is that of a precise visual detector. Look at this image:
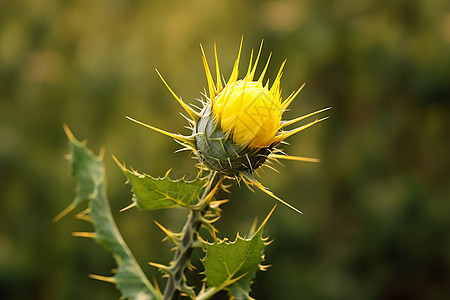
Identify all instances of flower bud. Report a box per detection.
[128,40,329,213]
[194,105,272,176]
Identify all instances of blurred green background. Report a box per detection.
[1,0,449,299]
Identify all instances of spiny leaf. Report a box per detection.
[201,206,275,299]
[115,158,207,210]
[59,125,162,300]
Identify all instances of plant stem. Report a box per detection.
[162,210,202,300]
[163,172,219,300]
[196,286,222,300]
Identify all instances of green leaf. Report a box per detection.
[115,158,206,210]
[58,125,162,300]
[201,207,275,300]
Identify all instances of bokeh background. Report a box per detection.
[1,0,449,299]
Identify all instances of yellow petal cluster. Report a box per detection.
[214,80,281,148]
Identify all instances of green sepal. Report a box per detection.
[58,126,162,300]
[201,206,275,299]
[115,159,207,210]
[194,107,272,176]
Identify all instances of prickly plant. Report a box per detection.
[58,39,329,299]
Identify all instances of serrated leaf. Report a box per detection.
[59,126,162,300]
[116,160,206,210]
[202,207,275,299]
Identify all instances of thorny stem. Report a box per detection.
[163,172,220,300]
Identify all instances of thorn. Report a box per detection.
[72,232,96,238]
[259,264,272,271]
[89,274,115,283]
[75,208,92,222]
[149,262,168,270]
[187,264,197,271]
[192,239,207,248]
[62,123,75,141]
[154,220,172,235]
[125,116,195,147]
[261,205,277,228]
[98,146,105,160]
[270,154,320,163]
[111,154,125,169]
[153,277,162,294]
[280,106,332,127]
[248,217,259,237]
[155,69,200,121]
[119,202,137,212]
[220,182,232,193]
[154,221,179,243]
[53,204,76,222]
[75,212,93,223]
[209,199,229,209]
[202,178,222,204]
[245,174,302,214]
[276,116,330,143]
[264,239,275,246]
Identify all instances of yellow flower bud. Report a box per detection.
[127,39,330,213]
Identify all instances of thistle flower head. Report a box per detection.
[127,39,330,213]
[204,43,293,151]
